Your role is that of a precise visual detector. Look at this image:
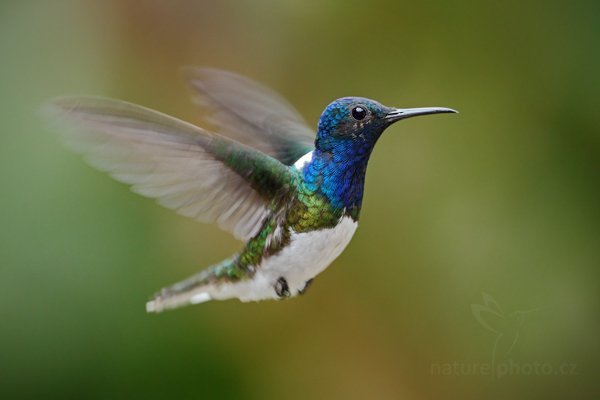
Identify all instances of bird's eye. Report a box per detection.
[351,106,367,121]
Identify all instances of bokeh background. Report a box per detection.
[1,1,599,399]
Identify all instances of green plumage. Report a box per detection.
[209,138,292,202]
[154,169,344,299]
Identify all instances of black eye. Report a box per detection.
[351,106,367,121]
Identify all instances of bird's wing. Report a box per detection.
[46,96,294,241]
[183,67,315,165]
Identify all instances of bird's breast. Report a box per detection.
[257,216,358,296]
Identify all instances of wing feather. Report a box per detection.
[45,96,292,241]
[184,67,314,165]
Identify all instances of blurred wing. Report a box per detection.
[184,67,315,165]
[45,96,293,241]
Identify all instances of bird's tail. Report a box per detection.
[146,257,236,313]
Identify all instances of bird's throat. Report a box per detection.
[302,148,371,215]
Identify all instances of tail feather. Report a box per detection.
[146,257,237,313]
[146,288,212,313]
[146,272,213,313]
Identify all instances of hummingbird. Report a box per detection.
[46,68,456,312]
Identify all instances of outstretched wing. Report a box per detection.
[45,96,293,241]
[184,67,315,165]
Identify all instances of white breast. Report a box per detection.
[208,216,357,302]
[258,216,357,295]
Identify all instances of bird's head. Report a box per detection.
[315,97,456,154]
[306,97,456,212]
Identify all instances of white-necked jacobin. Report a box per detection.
[46,68,457,312]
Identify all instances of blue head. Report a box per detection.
[303,97,456,216]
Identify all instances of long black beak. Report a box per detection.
[385,107,457,123]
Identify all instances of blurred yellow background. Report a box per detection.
[1,1,598,399]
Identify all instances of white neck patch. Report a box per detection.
[293,151,314,170]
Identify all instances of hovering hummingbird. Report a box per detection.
[46,68,456,312]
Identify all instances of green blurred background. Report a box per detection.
[1,1,599,399]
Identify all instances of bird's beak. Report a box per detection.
[385,107,458,124]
